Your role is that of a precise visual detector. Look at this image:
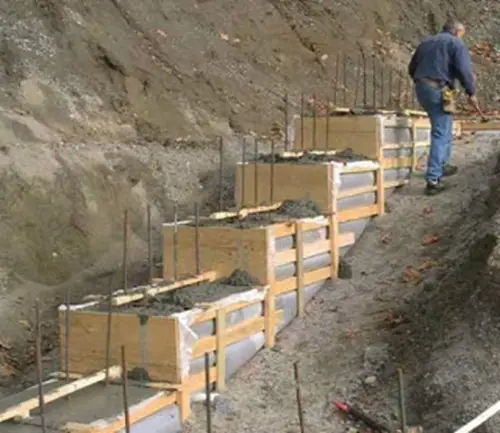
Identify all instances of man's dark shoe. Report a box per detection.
[425,180,447,196]
[442,164,458,177]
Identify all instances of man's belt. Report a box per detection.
[418,78,447,88]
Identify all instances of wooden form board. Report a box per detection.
[461,120,500,131]
[58,292,281,423]
[235,163,332,212]
[293,116,382,157]
[234,161,385,215]
[59,310,182,383]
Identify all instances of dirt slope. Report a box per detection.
[0,0,499,394]
[0,0,497,144]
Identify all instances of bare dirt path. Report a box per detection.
[185,133,500,433]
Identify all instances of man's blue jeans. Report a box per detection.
[415,82,453,182]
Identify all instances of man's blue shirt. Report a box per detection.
[408,31,475,95]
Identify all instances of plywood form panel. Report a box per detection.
[292,116,381,157]
[235,162,390,214]
[162,225,270,283]
[60,310,181,383]
[235,163,331,211]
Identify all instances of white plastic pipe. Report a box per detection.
[454,400,500,433]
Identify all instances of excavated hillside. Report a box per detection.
[1,0,500,400]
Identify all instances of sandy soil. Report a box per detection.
[183,133,500,433]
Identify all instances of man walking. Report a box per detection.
[408,19,480,195]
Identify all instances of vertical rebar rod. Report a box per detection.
[254,139,259,206]
[35,301,47,433]
[312,94,317,149]
[342,52,348,107]
[284,92,289,151]
[334,53,340,106]
[405,75,410,109]
[398,368,407,433]
[147,205,153,284]
[300,93,304,149]
[397,73,403,109]
[122,210,128,293]
[173,203,178,281]
[372,56,377,110]
[388,68,393,109]
[121,346,131,433]
[104,274,114,386]
[293,361,305,433]
[380,65,385,109]
[325,97,330,150]
[64,287,71,391]
[270,140,275,203]
[204,353,213,433]
[240,137,246,209]
[218,137,224,211]
[194,202,200,275]
[354,54,361,107]
[362,52,367,107]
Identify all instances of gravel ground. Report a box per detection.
[184,133,500,433]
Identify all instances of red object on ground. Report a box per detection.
[333,400,391,432]
[334,400,349,413]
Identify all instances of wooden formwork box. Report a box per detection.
[59,280,281,424]
[162,212,355,285]
[292,115,428,154]
[234,159,386,216]
[162,210,356,328]
[293,114,461,150]
[291,115,436,177]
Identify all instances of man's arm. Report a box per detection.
[408,45,420,80]
[453,41,475,95]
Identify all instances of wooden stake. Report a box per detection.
[376,162,386,216]
[410,123,418,172]
[295,222,305,317]
[215,308,226,391]
[329,164,339,280]
[264,292,276,348]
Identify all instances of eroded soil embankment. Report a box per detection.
[0,139,241,381]
[389,152,500,432]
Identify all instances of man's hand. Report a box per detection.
[468,94,482,115]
